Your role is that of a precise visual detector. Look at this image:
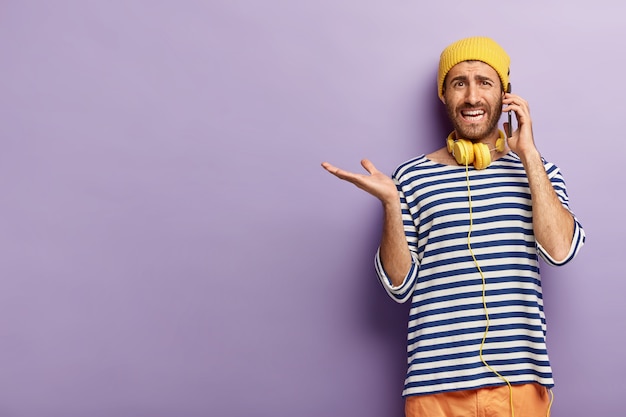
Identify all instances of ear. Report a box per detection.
[503,82,510,98]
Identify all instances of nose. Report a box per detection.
[465,83,480,105]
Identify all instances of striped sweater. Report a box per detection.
[374,151,585,397]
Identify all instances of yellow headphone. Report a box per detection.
[446,130,506,170]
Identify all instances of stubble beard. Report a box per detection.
[446,96,502,141]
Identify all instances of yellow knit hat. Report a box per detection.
[438,36,510,99]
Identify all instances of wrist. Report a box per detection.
[517,147,541,165]
[381,198,401,212]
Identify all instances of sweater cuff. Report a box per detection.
[374,248,418,303]
[537,219,585,266]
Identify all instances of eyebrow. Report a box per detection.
[449,74,496,84]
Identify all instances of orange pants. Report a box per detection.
[405,383,551,417]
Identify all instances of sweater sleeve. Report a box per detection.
[374,176,420,303]
[537,162,586,266]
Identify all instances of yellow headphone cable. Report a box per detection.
[463,162,554,417]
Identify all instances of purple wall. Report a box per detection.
[0,1,620,416]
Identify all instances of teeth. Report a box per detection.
[462,109,485,121]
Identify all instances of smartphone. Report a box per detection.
[506,83,512,137]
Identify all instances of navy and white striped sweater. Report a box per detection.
[374,151,585,397]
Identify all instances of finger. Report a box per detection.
[321,161,335,171]
[360,159,379,175]
[505,106,531,129]
[321,162,361,182]
[502,98,529,114]
[321,162,345,177]
[503,93,527,104]
[502,102,522,113]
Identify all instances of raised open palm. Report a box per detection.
[321,159,398,204]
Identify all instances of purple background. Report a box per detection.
[0,1,620,416]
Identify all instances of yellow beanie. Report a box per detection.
[438,36,510,99]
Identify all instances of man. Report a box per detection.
[321,37,585,417]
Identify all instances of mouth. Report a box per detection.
[460,109,486,122]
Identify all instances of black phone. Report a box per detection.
[506,83,512,137]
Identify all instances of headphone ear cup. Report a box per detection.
[453,139,474,165]
[473,143,491,170]
[446,137,455,154]
[495,138,505,153]
[495,131,506,152]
